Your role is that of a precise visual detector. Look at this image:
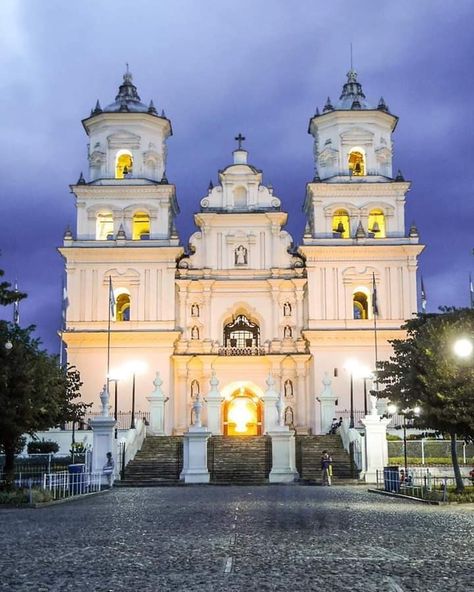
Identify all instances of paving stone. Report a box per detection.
[0,486,472,591]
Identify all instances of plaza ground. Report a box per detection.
[1,486,473,592]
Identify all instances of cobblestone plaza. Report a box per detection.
[1,486,473,591]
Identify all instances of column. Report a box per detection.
[262,373,279,433]
[295,362,307,432]
[361,411,391,483]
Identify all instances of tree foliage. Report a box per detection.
[0,321,90,486]
[375,308,474,491]
[0,266,26,306]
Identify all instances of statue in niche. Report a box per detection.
[190,379,200,400]
[191,326,199,340]
[284,379,293,399]
[191,303,199,317]
[235,245,248,266]
[283,325,292,339]
[283,302,292,316]
[284,406,294,427]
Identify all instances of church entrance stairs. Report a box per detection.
[208,436,272,485]
[296,435,360,485]
[117,436,184,487]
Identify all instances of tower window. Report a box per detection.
[96,212,114,240]
[353,291,368,320]
[115,151,133,179]
[368,209,386,238]
[332,209,350,238]
[348,150,365,176]
[116,293,130,321]
[132,212,151,240]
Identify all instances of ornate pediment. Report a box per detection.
[318,146,339,167]
[340,126,374,145]
[89,150,106,166]
[107,131,141,149]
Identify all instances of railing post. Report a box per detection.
[421,438,425,465]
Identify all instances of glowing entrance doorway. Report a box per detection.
[223,388,262,436]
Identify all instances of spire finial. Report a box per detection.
[350,42,353,71]
[235,133,245,150]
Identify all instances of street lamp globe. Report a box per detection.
[387,404,397,415]
[4,341,13,351]
[453,338,473,359]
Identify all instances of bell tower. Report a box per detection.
[59,68,182,407]
[300,69,424,417]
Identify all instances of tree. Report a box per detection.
[375,308,474,492]
[0,321,90,488]
[0,266,26,306]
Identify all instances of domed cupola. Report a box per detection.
[337,69,370,110]
[103,66,150,113]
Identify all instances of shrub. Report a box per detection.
[27,440,59,454]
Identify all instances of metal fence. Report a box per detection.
[63,410,150,430]
[375,467,472,502]
[0,452,92,485]
[387,440,474,464]
[43,471,104,500]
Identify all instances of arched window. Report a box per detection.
[96,212,114,240]
[368,209,386,238]
[115,150,133,179]
[233,186,247,208]
[332,209,350,238]
[353,291,368,320]
[132,212,150,240]
[116,293,130,321]
[191,304,200,317]
[224,314,260,349]
[348,149,365,176]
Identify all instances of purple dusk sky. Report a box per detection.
[1,0,473,353]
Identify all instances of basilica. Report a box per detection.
[60,68,423,436]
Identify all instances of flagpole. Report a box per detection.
[106,276,113,392]
[372,273,379,380]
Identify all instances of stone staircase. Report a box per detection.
[118,436,184,487]
[118,433,358,487]
[296,434,360,484]
[208,436,272,485]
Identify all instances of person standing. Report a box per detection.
[103,451,115,487]
[321,450,333,486]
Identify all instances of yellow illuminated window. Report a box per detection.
[96,212,114,240]
[116,293,130,321]
[353,291,368,319]
[348,150,365,176]
[332,209,350,238]
[368,209,386,238]
[116,152,133,179]
[132,212,150,240]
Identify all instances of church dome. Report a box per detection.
[103,68,151,113]
[336,69,371,110]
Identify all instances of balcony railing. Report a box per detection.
[218,345,266,356]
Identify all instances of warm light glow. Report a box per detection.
[116,151,133,179]
[368,209,386,238]
[227,397,255,433]
[453,338,473,358]
[348,149,365,176]
[387,404,397,415]
[357,365,373,379]
[413,406,421,415]
[108,368,126,381]
[332,209,350,238]
[344,358,360,373]
[132,212,150,240]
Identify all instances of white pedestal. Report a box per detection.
[262,374,279,433]
[180,427,211,484]
[361,413,390,483]
[90,415,116,482]
[206,373,224,435]
[147,372,167,435]
[318,372,338,435]
[268,428,299,483]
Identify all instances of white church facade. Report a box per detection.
[60,68,423,436]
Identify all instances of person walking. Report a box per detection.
[321,450,333,486]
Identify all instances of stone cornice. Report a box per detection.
[299,243,424,261]
[58,245,183,263]
[306,180,410,198]
[71,184,176,199]
[63,329,181,347]
[193,210,288,228]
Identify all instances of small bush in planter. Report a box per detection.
[27,440,59,454]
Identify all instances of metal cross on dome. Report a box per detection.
[235,133,246,150]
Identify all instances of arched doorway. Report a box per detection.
[223,387,262,436]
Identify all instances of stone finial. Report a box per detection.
[395,169,405,182]
[148,100,158,115]
[170,220,179,239]
[266,372,275,390]
[304,221,312,238]
[409,222,419,238]
[161,171,169,184]
[63,226,73,241]
[314,106,320,116]
[323,96,334,112]
[77,172,86,185]
[153,371,163,391]
[320,372,334,398]
[210,371,219,389]
[191,392,202,427]
[161,109,166,118]
[208,179,214,192]
[355,221,366,238]
[276,390,285,427]
[377,97,389,112]
[116,224,126,240]
[92,100,102,115]
[351,98,361,110]
[100,384,110,417]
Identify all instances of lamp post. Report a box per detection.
[360,367,373,416]
[345,359,360,429]
[108,377,119,438]
[124,361,147,430]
